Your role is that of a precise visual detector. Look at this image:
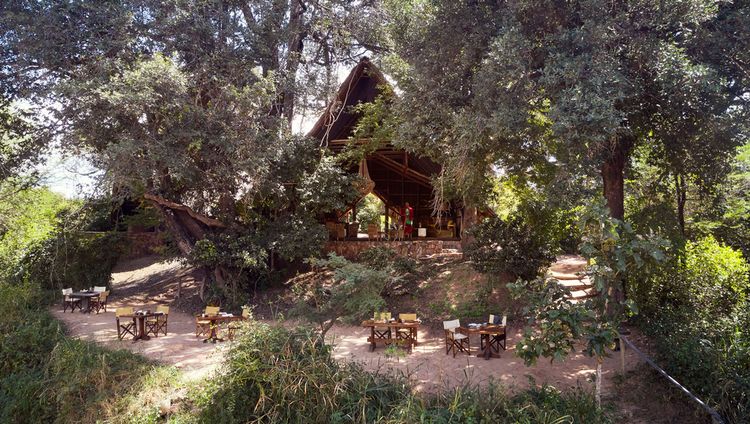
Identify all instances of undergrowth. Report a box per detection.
[0,280,612,423]
[175,320,612,424]
[630,236,750,422]
[0,283,179,423]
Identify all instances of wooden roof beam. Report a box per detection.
[371,153,433,188]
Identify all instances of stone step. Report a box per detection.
[549,254,588,274]
[558,280,593,291]
[548,271,587,280]
[568,288,598,299]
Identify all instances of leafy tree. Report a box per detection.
[384,0,745,310]
[0,107,43,185]
[292,253,388,337]
[387,0,743,217]
[691,0,750,103]
[0,1,385,296]
[356,193,383,227]
[714,143,750,260]
[0,187,74,283]
[509,200,668,405]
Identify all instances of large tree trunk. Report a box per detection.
[460,206,478,249]
[153,203,197,257]
[281,0,306,123]
[147,194,228,300]
[600,139,631,316]
[601,143,628,221]
[595,360,602,408]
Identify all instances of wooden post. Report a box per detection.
[596,360,602,408]
[620,337,626,375]
[384,201,390,240]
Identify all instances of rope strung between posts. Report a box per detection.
[620,335,725,424]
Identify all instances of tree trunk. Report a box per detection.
[601,145,627,221]
[281,0,306,123]
[147,195,230,300]
[600,139,631,315]
[675,173,687,236]
[153,203,196,256]
[460,206,478,249]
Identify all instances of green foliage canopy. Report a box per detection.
[383,0,746,218]
[293,253,388,337]
[465,215,555,280]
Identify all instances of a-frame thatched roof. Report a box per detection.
[308,57,389,143]
[308,58,459,235]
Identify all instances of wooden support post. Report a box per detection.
[384,201,390,240]
[620,337,626,375]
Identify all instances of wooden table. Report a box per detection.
[198,314,242,343]
[461,324,506,359]
[69,291,100,313]
[121,311,162,341]
[361,320,420,352]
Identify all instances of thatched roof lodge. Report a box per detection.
[308,58,469,248]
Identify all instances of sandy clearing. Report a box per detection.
[53,254,640,398]
[327,324,640,395]
[50,301,227,382]
[53,301,639,398]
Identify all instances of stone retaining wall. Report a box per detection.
[324,239,462,259]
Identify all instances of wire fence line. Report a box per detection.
[619,334,725,424]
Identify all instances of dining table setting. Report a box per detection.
[120,309,165,341]
[68,290,101,314]
[462,322,506,359]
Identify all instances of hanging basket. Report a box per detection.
[353,159,375,196]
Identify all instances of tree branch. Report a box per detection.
[144,193,227,228]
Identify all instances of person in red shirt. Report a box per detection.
[401,202,414,238]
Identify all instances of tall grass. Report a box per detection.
[0,282,179,423]
[186,321,612,424]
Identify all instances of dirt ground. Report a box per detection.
[50,255,709,422]
[327,323,641,394]
[52,302,641,395]
[51,257,225,381]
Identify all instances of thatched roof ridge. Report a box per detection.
[307,57,389,144]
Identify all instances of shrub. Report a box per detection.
[292,253,388,336]
[358,246,418,277]
[550,206,584,254]
[17,229,123,292]
[193,321,410,424]
[714,218,750,266]
[0,193,123,292]
[0,283,177,424]
[0,187,75,284]
[629,236,750,422]
[517,202,584,255]
[465,215,555,280]
[630,236,748,324]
